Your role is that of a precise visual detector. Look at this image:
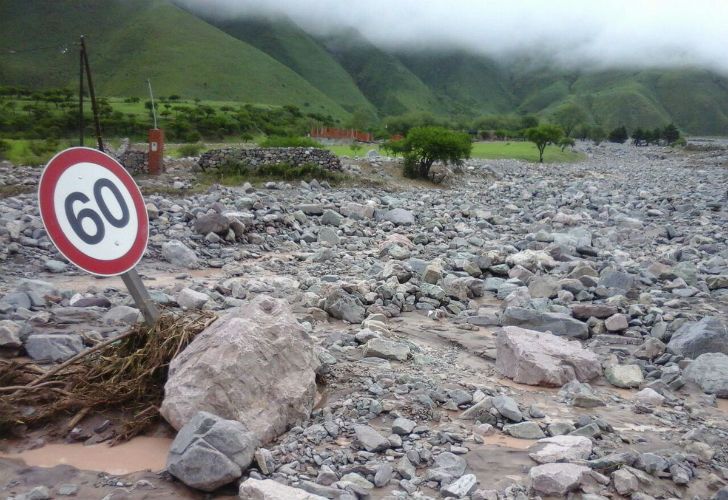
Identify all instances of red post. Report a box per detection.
[148,128,164,175]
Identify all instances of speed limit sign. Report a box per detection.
[38,147,149,277]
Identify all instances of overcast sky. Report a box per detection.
[177,0,728,73]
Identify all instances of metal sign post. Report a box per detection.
[48,36,160,326]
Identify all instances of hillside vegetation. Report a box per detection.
[1,0,728,134]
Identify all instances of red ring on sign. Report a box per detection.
[38,147,149,277]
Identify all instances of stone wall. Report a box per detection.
[198,147,342,172]
[117,150,149,175]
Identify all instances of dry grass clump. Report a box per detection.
[0,311,214,444]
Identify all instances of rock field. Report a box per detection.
[1,141,728,500]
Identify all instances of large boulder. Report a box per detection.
[160,296,320,444]
[684,353,728,397]
[496,326,601,386]
[167,411,258,492]
[667,317,728,358]
[502,307,589,339]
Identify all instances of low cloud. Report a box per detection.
[176,0,728,74]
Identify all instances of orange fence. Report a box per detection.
[311,127,373,142]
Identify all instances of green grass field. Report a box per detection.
[326,141,582,163]
[470,141,583,163]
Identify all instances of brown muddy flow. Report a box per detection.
[0,436,171,475]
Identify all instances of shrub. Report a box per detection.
[259,135,322,148]
[608,126,628,144]
[395,126,472,180]
[177,143,204,157]
[0,139,9,159]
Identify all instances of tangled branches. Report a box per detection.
[0,311,215,444]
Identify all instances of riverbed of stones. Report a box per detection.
[1,142,728,500]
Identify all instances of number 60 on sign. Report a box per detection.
[38,147,149,277]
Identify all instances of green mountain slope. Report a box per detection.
[2,1,728,134]
[0,0,349,119]
[207,15,376,115]
[397,51,515,116]
[315,29,444,117]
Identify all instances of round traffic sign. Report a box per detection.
[38,147,149,277]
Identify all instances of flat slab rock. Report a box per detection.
[239,478,326,499]
[496,326,601,387]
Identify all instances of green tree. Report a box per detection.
[394,126,472,179]
[550,103,588,137]
[662,123,680,145]
[524,124,564,163]
[588,126,606,145]
[558,136,576,151]
[608,126,628,144]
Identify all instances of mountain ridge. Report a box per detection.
[1,0,727,134]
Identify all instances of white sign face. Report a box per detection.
[39,147,149,277]
[52,162,139,261]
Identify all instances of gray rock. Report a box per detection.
[167,411,257,492]
[177,288,209,310]
[193,213,230,235]
[684,353,728,397]
[162,240,200,268]
[633,337,666,360]
[396,455,417,480]
[427,452,467,483]
[598,268,635,293]
[441,474,477,498]
[1,292,31,310]
[103,305,142,325]
[364,338,410,361]
[44,259,68,273]
[504,421,545,439]
[321,209,343,226]
[392,417,417,435]
[374,463,393,487]
[57,484,79,496]
[15,279,58,298]
[605,313,629,332]
[317,227,340,245]
[502,307,588,339]
[529,463,590,496]
[612,468,639,496]
[492,395,522,422]
[239,478,326,499]
[354,424,390,452]
[667,317,728,358]
[382,208,415,225]
[323,289,365,324]
[605,364,644,388]
[25,334,84,363]
[496,326,601,386]
[0,320,22,350]
[161,295,320,445]
[528,435,593,464]
[570,304,618,320]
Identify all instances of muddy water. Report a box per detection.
[42,266,227,291]
[0,436,172,475]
